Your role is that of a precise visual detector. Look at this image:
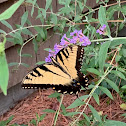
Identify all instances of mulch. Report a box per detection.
[0,88,126,126]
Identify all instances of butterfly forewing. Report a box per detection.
[22,63,72,86]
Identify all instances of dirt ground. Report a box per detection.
[0,89,126,126]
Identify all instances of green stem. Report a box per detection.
[91,37,126,42]
[53,94,64,126]
[70,65,114,126]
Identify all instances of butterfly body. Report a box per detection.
[22,45,88,94]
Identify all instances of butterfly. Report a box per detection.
[22,45,89,94]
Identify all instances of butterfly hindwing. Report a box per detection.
[56,45,84,79]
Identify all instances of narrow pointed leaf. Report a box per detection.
[111,70,126,80]
[105,78,119,93]
[104,120,126,126]
[1,20,13,30]
[88,104,102,122]
[43,109,55,113]
[98,5,110,36]
[0,52,9,95]
[99,41,111,73]
[0,0,24,21]
[21,11,28,26]
[83,113,91,123]
[64,112,80,116]
[121,85,126,89]
[67,95,88,109]
[93,93,100,105]
[87,68,101,76]
[45,0,52,10]
[99,86,113,99]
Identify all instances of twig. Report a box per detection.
[53,94,64,126]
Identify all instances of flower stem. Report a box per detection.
[91,37,126,42]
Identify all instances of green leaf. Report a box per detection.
[22,28,32,35]
[115,55,121,62]
[111,70,126,80]
[10,32,23,45]
[44,48,52,52]
[21,63,30,67]
[88,104,102,122]
[32,38,38,53]
[99,86,113,99]
[67,99,84,109]
[122,49,126,57]
[64,112,81,116]
[21,11,28,26]
[121,85,126,89]
[43,109,55,113]
[110,39,126,47]
[0,115,14,125]
[30,119,36,125]
[45,0,52,10]
[93,93,100,105]
[31,0,37,16]
[51,14,57,25]
[120,103,126,110]
[105,78,119,93]
[1,20,13,30]
[48,92,61,98]
[0,29,6,34]
[83,113,91,123]
[117,67,126,74]
[87,68,102,76]
[96,0,100,3]
[8,62,19,67]
[0,0,24,21]
[67,95,88,109]
[99,41,111,73]
[59,6,72,15]
[6,115,14,124]
[36,113,39,120]
[98,5,110,36]
[74,15,82,22]
[21,54,32,57]
[78,1,84,11]
[39,114,46,121]
[36,8,46,20]
[121,113,126,117]
[104,120,126,126]
[0,52,9,95]
[40,8,46,18]
[36,61,45,65]
[61,104,67,115]
[34,27,46,40]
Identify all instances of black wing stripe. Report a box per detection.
[65,48,69,56]
[39,65,70,79]
[62,50,68,59]
[57,52,64,64]
[51,57,71,77]
[30,72,37,77]
[33,69,42,76]
[57,47,73,76]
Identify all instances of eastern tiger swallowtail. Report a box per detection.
[22,45,89,94]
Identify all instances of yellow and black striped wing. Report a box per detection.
[22,63,72,86]
[56,45,84,79]
[22,45,86,94]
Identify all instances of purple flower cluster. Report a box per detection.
[96,24,106,35]
[45,29,91,62]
